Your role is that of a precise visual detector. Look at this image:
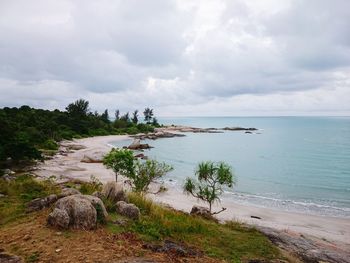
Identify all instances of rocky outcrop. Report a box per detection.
[222,127,257,131]
[101,181,127,203]
[128,139,152,150]
[47,195,108,230]
[0,249,23,263]
[80,152,104,163]
[116,201,140,220]
[258,226,350,263]
[47,208,70,229]
[26,194,58,212]
[58,188,81,198]
[131,132,186,140]
[190,206,213,220]
[134,153,148,160]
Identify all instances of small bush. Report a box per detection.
[79,175,103,195]
[41,139,59,150]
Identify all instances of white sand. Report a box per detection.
[34,134,350,248]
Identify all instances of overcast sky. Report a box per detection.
[0,0,349,116]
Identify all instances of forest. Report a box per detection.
[0,99,158,167]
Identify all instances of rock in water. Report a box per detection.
[128,139,152,150]
[101,181,127,203]
[116,201,140,220]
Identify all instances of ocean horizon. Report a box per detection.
[111,116,350,218]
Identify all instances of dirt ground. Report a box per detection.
[0,211,220,263]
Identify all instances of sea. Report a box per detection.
[110,117,350,218]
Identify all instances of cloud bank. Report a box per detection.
[0,0,349,115]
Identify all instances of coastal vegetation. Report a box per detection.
[184,161,235,214]
[103,148,173,192]
[0,175,283,262]
[0,99,159,169]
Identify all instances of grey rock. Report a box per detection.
[47,208,70,229]
[80,152,104,163]
[26,194,58,212]
[128,139,152,150]
[190,205,213,220]
[258,226,350,263]
[0,251,23,263]
[101,181,127,203]
[49,195,98,230]
[116,201,140,220]
[58,188,81,198]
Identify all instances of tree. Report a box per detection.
[120,112,130,122]
[66,99,90,117]
[143,108,153,124]
[132,110,138,124]
[131,160,173,192]
[183,161,235,214]
[103,148,173,192]
[152,117,159,127]
[101,109,110,124]
[115,110,120,121]
[103,148,135,182]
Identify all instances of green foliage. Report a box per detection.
[125,193,281,261]
[131,110,138,124]
[0,174,59,225]
[143,108,153,124]
[131,160,173,192]
[41,139,59,150]
[0,100,160,167]
[79,175,103,195]
[184,161,235,213]
[103,148,172,192]
[103,148,135,182]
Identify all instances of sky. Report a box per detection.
[0,0,349,116]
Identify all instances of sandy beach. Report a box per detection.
[34,134,350,249]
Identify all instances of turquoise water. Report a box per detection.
[111,117,350,217]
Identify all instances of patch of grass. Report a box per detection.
[79,175,102,195]
[0,174,59,225]
[26,251,40,263]
[121,193,282,262]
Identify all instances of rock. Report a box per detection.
[26,194,58,212]
[258,226,350,263]
[92,191,104,199]
[190,205,213,220]
[0,251,23,263]
[116,201,140,220]
[3,169,15,175]
[58,188,81,198]
[55,249,62,253]
[47,208,70,229]
[80,152,104,163]
[0,194,6,198]
[79,195,108,219]
[48,195,101,230]
[101,181,127,203]
[128,139,152,150]
[222,127,258,131]
[67,144,86,151]
[113,218,129,227]
[143,239,201,257]
[245,131,253,134]
[23,234,30,241]
[251,215,261,219]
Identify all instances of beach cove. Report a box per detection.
[34,131,350,250]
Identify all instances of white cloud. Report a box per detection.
[0,0,349,115]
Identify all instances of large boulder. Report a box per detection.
[101,181,127,203]
[58,188,81,198]
[47,208,70,229]
[116,201,140,220]
[190,206,213,220]
[128,139,152,150]
[47,195,107,230]
[26,194,58,212]
[80,152,104,163]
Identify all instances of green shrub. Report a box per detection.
[41,139,59,150]
[79,175,103,195]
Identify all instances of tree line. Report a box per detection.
[0,99,159,167]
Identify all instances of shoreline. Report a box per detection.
[34,134,350,248]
